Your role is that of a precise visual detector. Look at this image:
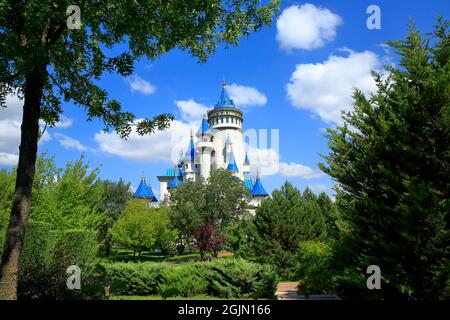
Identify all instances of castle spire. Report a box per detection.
[226,146,239,172]
[251,168,268,196]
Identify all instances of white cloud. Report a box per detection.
[308,183,328,193]
[0,93,50,166]
[0,152,19,166]
[126,75,156,95]
[248,146,279,176]
[246,146,323,179]
[279,162,324,179]
[227,84,267,107]
[95,118,196,164]
[94,99,213,164]
[175,100,208,122]
[286,49,381,123]
[54,115,73,128]
[54,133,87,151]
[276,4,342,51]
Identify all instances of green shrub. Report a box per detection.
[18,227,99,299]
[296,241,335,296]
[105,262,166,295]
[54,229,98,276]
[159,264,209,298]
[104,258,277,299]
[19,221,55,271]
[202,258,277,299]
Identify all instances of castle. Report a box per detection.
[133,81,269,207]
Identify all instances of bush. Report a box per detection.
[18,226,99,299]
[201,258,277,299]
[18,221,60,299]
[19,221,55,271]
[296,241,335,297]
[105,262,166,295]
[54,229,98,276]
[103,258,277,299]
[159,264,209,298]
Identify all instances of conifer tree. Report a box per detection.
[246,182,327,277]
[320,19,450,299]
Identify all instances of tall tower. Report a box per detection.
[183,130,196,181]
[196,114,214,179]
[207,81,244,179]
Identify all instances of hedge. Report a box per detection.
[18,223,99,299]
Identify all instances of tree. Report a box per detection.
[0,0,279,298]
[170,169,250,256]
[109,199,156,257]
[97,179,132,256]
[169,178,205,253]
[319,19,450,299]
[109,199,176,257]
[242,182,328,278]
[192,224,226,259]
[30,154,103,230]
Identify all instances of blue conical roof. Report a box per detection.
[251,176,268,196]
[197,115,211,136]
[244,152,250,165]
[133,177,158,202]
[214,82,236,109]
[226,150,239,172]
[185,135,195,161]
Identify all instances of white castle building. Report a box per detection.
[134,81,269,207]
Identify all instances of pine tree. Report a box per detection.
[247,182,327,278]
[320,19,450,299]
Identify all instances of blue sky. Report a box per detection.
[1,0,448,197]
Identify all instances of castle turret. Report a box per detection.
[196,114,215,179]
[133,173,158,203]
[226,146,239,177]
[207,81,244,179]
[250,170,269,207]
[243,149,250,174]
[183,130,196,181]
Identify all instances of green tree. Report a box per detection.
[243,182,328,278]
[97,179,132,256]
[30,154,104,231]
[170,169,250,256]
[109,199,176,257]
[319,19,450,299]
[169,178,205,253]
[0,0,279,298]
[152,206,178,256]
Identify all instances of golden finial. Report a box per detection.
[141,170,145,180]
[221,76,226,88]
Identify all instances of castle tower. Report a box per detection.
[183,130,196,181]
[250,169,269,207]
[207,80,244,180]
[133,172,158,203]
[196,114,214,179]
[226,144,239,177]
[243,149,250,174]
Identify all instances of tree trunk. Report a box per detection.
[0,67,45,300]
